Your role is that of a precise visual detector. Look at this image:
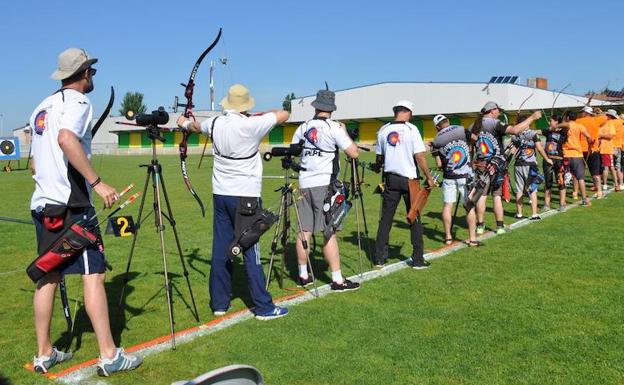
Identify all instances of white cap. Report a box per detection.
[581,106,594,115]
[606,109,618,118]
[433,114,448,127]
[393,100,414,113]
[51,48,98,80]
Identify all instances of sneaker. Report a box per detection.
[495,227,507,235]
[602,184,608,190]
[33,347,73,374]
[529,215,541,221]
[297,275,314,287]
[572,192,579,200]
[581,199,591,207]
[213,308,228,316]
[96,348,142,377]
[558,205,568,212]
[476,225,485,235]
[542,204,550,212]
[255,306,289,321]
[330,279,360,292]
[514,213,524,219]
[374,261,385,268]
[411,258,431,270]
[592,193,603,199]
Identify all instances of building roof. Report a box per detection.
[289,82,622,122]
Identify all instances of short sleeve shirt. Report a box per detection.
[431,125,473,179]
[29,89,94,210]
[562,121,588,158]
[473,117,508,162]
[291,117,353,189]
[542,129,566,158]
[376,121,426,179]
[511,130,540,166]
[599,119,617,155]
[200,110,277,197]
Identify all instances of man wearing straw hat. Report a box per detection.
[178,84,290,320]
[29,48,142,376]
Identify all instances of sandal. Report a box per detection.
[444,238,454,245]
[464,240,484,247]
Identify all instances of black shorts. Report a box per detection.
[587,152,601,176]
[567,157,585,181]
[32,206,107,276]
[544,159,565,190]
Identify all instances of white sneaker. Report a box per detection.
[602,184,608,190]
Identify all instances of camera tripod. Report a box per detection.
[118,125,199,350]
[264,166,319,296]
[347,156,374,274]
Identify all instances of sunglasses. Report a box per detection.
[87,67,97,76]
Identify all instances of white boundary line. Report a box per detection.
[55,188,615,384]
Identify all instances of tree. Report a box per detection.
[282,92,296,112]
[119,91,147,117]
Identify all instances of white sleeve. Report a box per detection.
[292,123,304,144]
[376,128,384,155]
[243,112,278,139]
[412,128,426,154]
[333,124,353,151]
[61,100,91,138]
[199,117,217,137]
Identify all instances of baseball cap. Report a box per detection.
[482,101,501,113]
[433,114,448,127]
[581,106,594,115]
[393,100,414,113]
[51,48,98,80]
[605,109,618,118]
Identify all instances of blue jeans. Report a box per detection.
[210,194,274,314]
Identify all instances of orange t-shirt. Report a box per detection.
[576,116,600,152]
[599,119,617,154]
[563,121,588,158]
[612,119,624,149]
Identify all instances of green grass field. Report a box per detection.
[1,152,623,384]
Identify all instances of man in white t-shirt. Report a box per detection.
[373,100,435,269]
[178,84,290,320]
[29,48,141,376]
[291,89,360,291]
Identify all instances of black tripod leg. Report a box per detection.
[355,164,374,267]
[265,192,286,290]
[59,276,73,351]
[159,172,200,323]
[119,167,151,307]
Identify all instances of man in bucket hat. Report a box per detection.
[291,88,361,291]
[178,84,290,320]
[29,48,142,376]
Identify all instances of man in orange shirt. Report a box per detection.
[600,109,621,191]
[576,106,604,197]
[559,111,593,206]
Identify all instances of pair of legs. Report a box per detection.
[295,233,343,282]
[588,152,603,197]
[210,194,276,315]
[375,173,424,264]
[601,154,620,190]
[543,159,566,208]
[441,178,476,243]
[34,272,116,359]
[567,158,588,203]
[514,165,539,218]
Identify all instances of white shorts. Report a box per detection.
[441,178,469,204]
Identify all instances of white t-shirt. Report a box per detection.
[376,121,426,179]
[30,89,94,210]
[200,110,277,197]
[292,117,353,188]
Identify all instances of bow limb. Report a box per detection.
[91,86,115,137]
[516,91,534,123]
[551,83,571,119]
[178,28,222,217]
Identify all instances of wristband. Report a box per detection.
[90,177,101,188]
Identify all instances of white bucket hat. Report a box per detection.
[51,48,98,80]
[581,106,594,115]
[605,109,619,118]
[220,84,255,112]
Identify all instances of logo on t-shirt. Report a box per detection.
[475,132,499,160]
[34,110,47,135]
[387,131,400,146]
[445,142,469,170]
[546,142,557,155]
[304,127,319,144]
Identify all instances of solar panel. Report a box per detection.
[502,76,512,83]
[489,76,497,83]
[495,77,505,83]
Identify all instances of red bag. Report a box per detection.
[502,174,511,202]
[26,224,97,283]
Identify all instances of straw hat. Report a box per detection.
[220,84,255,112]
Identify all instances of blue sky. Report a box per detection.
[1,0,623,136]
